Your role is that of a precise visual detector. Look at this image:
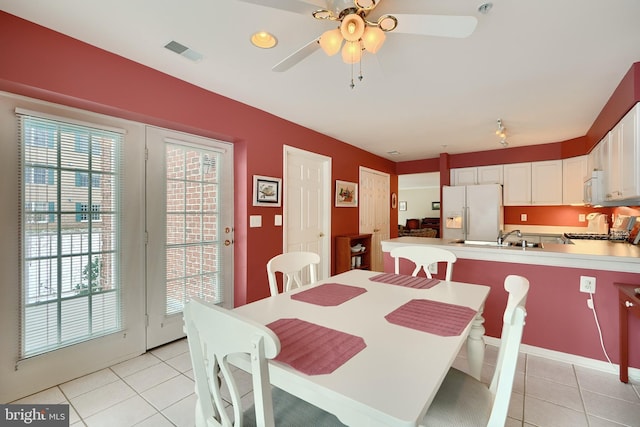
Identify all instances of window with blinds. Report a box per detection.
[19,111,122,358]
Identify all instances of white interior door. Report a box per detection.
[284,146,331,281]
[359,167,390,272]
[146,127,234,349]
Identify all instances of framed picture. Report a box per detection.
[399,201,407,211]
[432,201,441,210]
[335,180,358,207]
[253,175,282,207]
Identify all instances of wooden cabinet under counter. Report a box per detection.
[615,283,640,383]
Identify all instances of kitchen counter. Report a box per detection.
[381,236,640,273]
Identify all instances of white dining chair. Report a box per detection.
[266,251,320,297]
[183,297,346,427]
[390,246,457,281]
[420,274,530,427]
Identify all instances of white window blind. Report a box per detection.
[18,111,123,358]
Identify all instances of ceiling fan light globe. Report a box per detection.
[362,26,385,53]
[319,28,343,56]
[341,41,362,64]
[355,0,377,11]
[378,15,398,32]
[340,14,365,41]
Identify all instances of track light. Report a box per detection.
[496,119,508,147]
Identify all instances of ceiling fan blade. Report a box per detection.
[272,38,320,72]
[392,15,478,38]
[235,0,325,15]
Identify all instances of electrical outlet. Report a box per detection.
[428,263,438,274]
[580,276,596,293]
[579,214,586,222]
[520,213,527,221]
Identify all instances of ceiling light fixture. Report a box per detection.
[251,31,278,49]
[313,2,397,89]
[496,119,508,147]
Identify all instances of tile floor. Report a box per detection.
[11,338,640,427]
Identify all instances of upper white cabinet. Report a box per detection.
[451,167,477,186]
[531,160,563,205]
[605,103,640,201]
[503,160,563,206]
[562,155,588,205]
[451,165,503,186]
[503,162,532,205]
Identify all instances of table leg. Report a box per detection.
[467,305,486,381]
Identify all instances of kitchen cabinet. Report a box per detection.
[503,162,531,205]
[562,156,588,205]
[451,165,503,186]
[335,234,372,274]
[606,103,640,201]
[504,160,563,205]
[532,160,563,205]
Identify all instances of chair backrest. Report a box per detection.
[184,298,280,427]
[266,251,320,296]
[487,274,529,427]
[390,246,457,281]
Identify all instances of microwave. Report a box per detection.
[583,170,605,205]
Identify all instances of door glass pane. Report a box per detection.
[165,144,222,315]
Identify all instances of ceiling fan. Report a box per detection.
[238,0,478,73]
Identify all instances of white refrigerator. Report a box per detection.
[442,184,504,241]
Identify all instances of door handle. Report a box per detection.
[319,232,325,237]
[373,228,380,232]
[224,239,232,246]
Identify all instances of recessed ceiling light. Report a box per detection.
[251,31,278,49]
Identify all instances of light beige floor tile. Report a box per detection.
[588,415,629,427]
[11,386,67,404]
[575,366,640,403]
[141,374,195,410]
[582,389,640,426]
[525,375,584,411]
[508,391,524,421]
[524,395,588,427]
[59,369,120,399]
[123,362,180,393]
[526,355,578,387]
[134,412,175,427]
[165,351,193,373]
[83,395,157,427]
[110,353,162,378]
[150,338,189,361]
[70,379,136,419]
[162,393,197,427]
[505,416,523,427]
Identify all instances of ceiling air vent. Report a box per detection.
[164,40,203,62]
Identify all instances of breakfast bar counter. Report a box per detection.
[380,236,640,379]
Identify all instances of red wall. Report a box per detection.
[0,12,397,305]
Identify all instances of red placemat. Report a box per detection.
[290,283,367,306]
[369,273,439,289]
[266,318,366,375]
[385,299,476,336]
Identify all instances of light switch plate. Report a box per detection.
[274,214,282,226]
[249,215,262,228]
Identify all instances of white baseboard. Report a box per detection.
[483,336,640,383]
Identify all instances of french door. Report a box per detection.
[145,127,234,349]
[359,167,390,272]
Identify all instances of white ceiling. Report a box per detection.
[3,0,640,162]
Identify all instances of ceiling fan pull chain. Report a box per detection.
[350,62,355,89]
[358,53,363,82]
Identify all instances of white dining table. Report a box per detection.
[232,269,490,427]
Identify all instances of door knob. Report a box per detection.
[224,240,232,246]
[625,300,634,308]
[224,227,232,234]
[319,232,325,237]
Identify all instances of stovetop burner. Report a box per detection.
[564,233,609,240]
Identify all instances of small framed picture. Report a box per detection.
[253,175,282,207]
[335,180,358,207]
[432,201,441,210]
[399,201,407,211]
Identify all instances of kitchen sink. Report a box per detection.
[448,239,543,249]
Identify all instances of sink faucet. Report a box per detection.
[497,229,522,245]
